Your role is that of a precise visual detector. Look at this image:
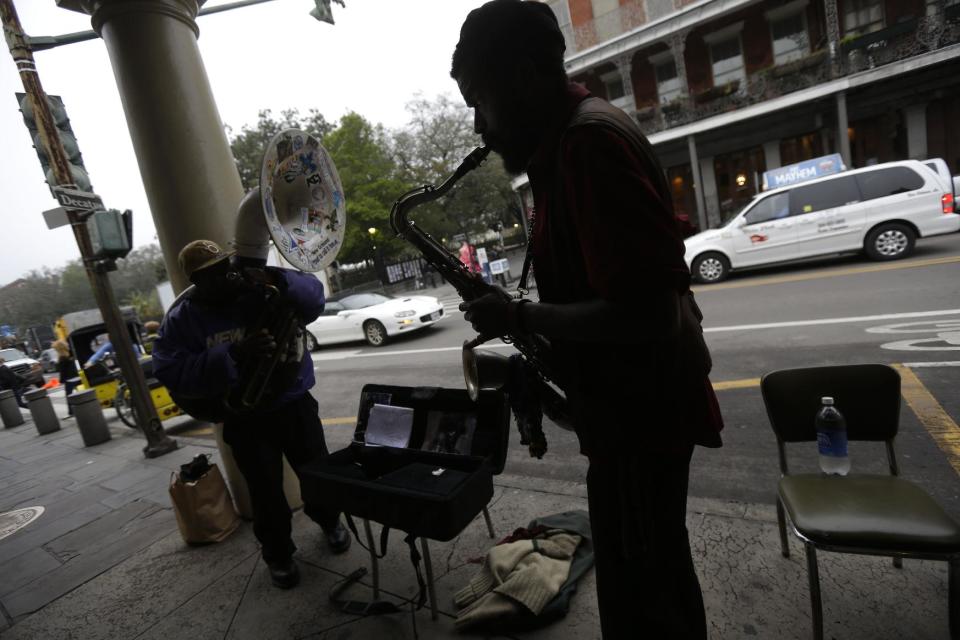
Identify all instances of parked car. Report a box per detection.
[685,159,960,283]
[305,293,445,348]
[38,348,59,373]
[0,348,45,388]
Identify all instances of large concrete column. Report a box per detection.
[687,135,708,231]
[58,0,302,517]
[763,140,781,170]
[59,0,239,293]
[698,155,721,228]
[836,91,853,168]
[903,104,928,160]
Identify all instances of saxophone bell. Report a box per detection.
[462,338,511,402]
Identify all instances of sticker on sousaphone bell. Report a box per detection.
[260,129,346,272]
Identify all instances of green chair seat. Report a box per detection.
[780,474,960,553]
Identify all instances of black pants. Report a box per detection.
[63,378,80,414]
[586,447,706,639]
[223,393,340,563]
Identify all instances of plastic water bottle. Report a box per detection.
[816,397,850,475]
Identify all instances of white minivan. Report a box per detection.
[684,160,959,283]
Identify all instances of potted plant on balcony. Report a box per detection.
[772,48,828,78]
[694,79,740,104]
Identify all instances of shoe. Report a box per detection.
[324,521,351,554]
[266,558,300,589]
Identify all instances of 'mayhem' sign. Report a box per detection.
[762,154,846,190]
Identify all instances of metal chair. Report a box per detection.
[761,364,960,640]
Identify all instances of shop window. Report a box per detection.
[844,0,884,36]
[667,164,697,224]
[779,132,824,166]
[770,12,808,64]
[714,146,766,223]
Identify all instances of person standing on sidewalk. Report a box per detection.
[451,2,724,637]
[152,240,351,589]
[0,358,28,408]
[52,340,79,417]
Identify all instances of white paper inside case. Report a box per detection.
[364,403,415,449]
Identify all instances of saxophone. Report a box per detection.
[389,147,573,458]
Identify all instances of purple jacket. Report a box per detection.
[153,269,324,410]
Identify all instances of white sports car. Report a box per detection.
[305,292,445,348]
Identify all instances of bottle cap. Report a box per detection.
[821,396,834,405]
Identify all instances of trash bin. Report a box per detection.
[0,389,24,428]
[25,388,60,435]
[69,389,111,447]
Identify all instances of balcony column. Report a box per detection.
[824,0,842,75]
[615,53,636,113]
[667,30,690,98]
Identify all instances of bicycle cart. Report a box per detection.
[59,307,182,427]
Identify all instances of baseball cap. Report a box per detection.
[178,239,236,279]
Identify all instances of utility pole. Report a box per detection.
[1,0,176,458]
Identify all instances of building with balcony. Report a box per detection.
[514,0,960,232]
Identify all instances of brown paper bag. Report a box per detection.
[169,464,240,544]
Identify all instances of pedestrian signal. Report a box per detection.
[15,92,93,192]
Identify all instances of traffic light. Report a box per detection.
[86,209,133,259]
[15,92,93,192]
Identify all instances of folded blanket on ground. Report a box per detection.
[453,510,593,632]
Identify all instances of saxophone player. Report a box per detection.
[153,239,350,589]
[451,2,724,637]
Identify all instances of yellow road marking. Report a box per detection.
[893,364,960,477]
[712,377,761,391]
[693,255,960,292]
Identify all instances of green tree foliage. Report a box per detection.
[0,244,170,339]
[228,108,332,190]
[225,96,519,268]
[393,94,520,249]
[323,112,409,263]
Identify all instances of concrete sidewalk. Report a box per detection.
[0,410,952,639]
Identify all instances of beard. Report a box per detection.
[485,105,542,176]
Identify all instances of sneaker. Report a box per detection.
[324,521,351,554]
[266,558,300,589]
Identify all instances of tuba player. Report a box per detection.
[153,239,350,589]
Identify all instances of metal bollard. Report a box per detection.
[69,389,111,447]
[25,388,60,435]
[0,389,25,428]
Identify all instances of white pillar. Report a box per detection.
[836,91,852,168]
[763,140,781,169]
[698,155,721,228]
[903,104,928,160]
[687,135,708,231]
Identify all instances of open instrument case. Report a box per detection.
[300,384,509,541]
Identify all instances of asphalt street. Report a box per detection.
[163,232,960,519]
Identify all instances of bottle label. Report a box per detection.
[817,430,848,457]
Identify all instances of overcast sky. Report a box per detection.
[0,0,487,284]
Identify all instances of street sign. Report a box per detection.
[42,206,71,230]
[51,186,103,211]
